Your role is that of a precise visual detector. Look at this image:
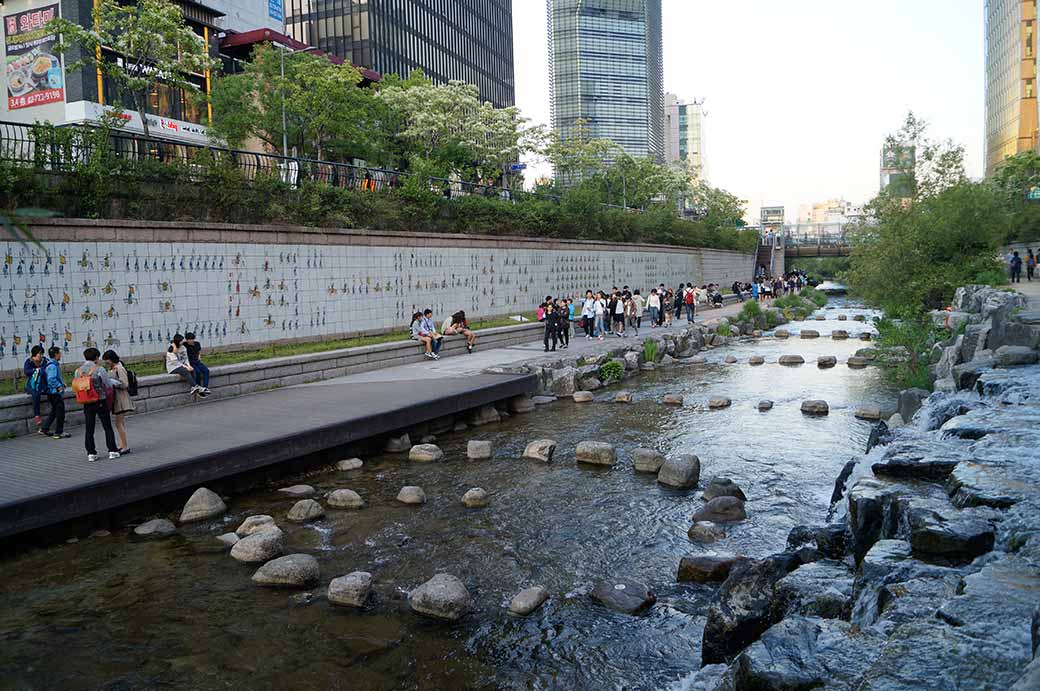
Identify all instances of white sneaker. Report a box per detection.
[424,352,434,359]
[87,454,99,462]
[432,353,441,360]
[190,385,200,395]
[108,451,121,460]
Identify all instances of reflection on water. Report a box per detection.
[0,303,892,690]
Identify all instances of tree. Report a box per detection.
[881,111,967,201]
[685,179,747,230]
[587,153,692,209]
[540,119,613,184]
[210,44,381,161]
[48,0,216,138]
[990,150,1040,242]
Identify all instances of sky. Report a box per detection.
[512,0,985,223]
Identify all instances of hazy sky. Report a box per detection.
[513,0,984,221]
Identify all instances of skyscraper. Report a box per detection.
[984,0,1038,176]
[285,0,515,108]
[664,93,707,179]
[548,0,664,171]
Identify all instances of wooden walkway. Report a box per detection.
[0,370,535,539]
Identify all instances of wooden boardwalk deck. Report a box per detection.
[0,370,536,539]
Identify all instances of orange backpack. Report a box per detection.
[72,366,100,404]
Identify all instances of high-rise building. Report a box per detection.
[664,93,706,178]
[548,0,664,173]
[985,0,1038,176]
[285,0,516,108]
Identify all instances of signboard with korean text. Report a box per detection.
[268,0,283,23]
[4,3,64,111]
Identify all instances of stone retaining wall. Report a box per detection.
[0,321,543,438]
[0,219,756,374]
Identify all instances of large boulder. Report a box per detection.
[133,518,176,538]
[771,560,854,620]
[522,439,557,462]
[632,448,666,473]
[287,499,325,523]
[703,477,747,501]
[733,616,887,690]
[550,366,578,396]
[677,554,747,583]
[409,574,472,621]
[408,444,444,462]
[235,514,277,537]
[509,586,550,616]
[658,454,701,489]
[693,496,747,523]
[179,487,227,523]
[898,388,930,422]
[575,441,616,466]
[467,440,493,460]
[230,527,284,563]
[252,554,319,588]
[591,578,656,615]
[688,521,727,543]
[995,345,1039,367]
[327,489,365,509]
[328,571,372,608]
[702,553,801,664]
[908,509,995,564]
[817,356,837,369]
[779,355,805,366]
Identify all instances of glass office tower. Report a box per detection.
[985,0,1038,175]
[285,0,515,107]
[548,0,664,174]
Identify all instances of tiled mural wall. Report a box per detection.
[1,238,752,367]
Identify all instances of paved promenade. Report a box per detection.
[0,300,747,539]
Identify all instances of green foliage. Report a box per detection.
[989,150,1040,243]
[773,293,819,321]
[973,269,1009,286]
[800,286,828,308]
[716,323,732,337]
[642,338,658,363]
[48,0,217,139]
[764,309,780,329]
[874,315,943,390]
[598,359,624,383]
[786,256,850,280]
[738,299,762,322]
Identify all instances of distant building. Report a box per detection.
[760,206,785,232]
[880,143,916,197]
[985,0,1038,176]
[664,93,706,179]
[285,0,516,107]
[798,198,856,224]
[548,0,664,176]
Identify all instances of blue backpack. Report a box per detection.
[26,365,46,395]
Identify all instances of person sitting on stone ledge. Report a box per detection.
[442,310,477,353]
[166,334,208,397]
[411,310,442,360]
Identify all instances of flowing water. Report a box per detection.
[0,301,896,691]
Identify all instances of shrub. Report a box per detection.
[642,338,658,363]
[973,269,1009,287]
[738,300,762,322]
[800,286,828,308]
[598,359,624,382]
[716,323,732,337]
[764,309,780,329]
[874,315,943,390]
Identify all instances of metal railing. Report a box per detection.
[0,119,560,204]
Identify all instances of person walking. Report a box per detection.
[664,288,675,327]
[683,284,696,323]
[556,298,571,349]
[629,289,645,336]
[39,345,70,439]
[1011,251,1023,284]
[183,333,210,393]
[1027,249,1036,282]
[543,301,559,352]
[613,291,627,337]
[102,350,134,454]
[581,290,596,339]
[72,347,119,462]
[594,291,608,340]
[647,289,661,327]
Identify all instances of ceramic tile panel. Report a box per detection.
[1,239,753,368]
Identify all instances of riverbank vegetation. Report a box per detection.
[786,257,850,280]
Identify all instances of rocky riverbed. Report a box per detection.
[685,285,1040,691]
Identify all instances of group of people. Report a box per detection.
[739,273,806,303]
[23,332,214,463]
[409,309,477,360]
[1008,249,1036,283]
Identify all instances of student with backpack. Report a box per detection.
[683,284,696,323]
[39,346,70,439]
[72,347,119,462]
[23,345,47,430]
[102,350,134,455]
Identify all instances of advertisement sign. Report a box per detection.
[4,3,64,110]
[268,0,283,22]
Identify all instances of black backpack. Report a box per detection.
[125,368,139,397]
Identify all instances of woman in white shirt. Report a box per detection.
[594,291,607,341]
[581,290,596,339]
[647,289,661,328]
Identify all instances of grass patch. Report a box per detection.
[0,312,535,396]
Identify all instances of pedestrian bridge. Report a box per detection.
[783,233,850,257]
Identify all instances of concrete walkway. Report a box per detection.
[0,298,748,539]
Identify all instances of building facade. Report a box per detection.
[548,0,664,173]
[985,0,1038,176]
[284,0,515,108]
[664,92,706,178]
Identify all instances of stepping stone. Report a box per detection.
[575,441,616,466]
[461,488,490,508]
[801,400,830,415]
[758,400,774,411]
[522,439,557,462]
[467,440,493,460]
[573,391,594,403]
[658,454,701,489]
[397,486,426,505]
[278,485,315,499]
[236,515,276,537]
[855,407,882,421]
[287,499,324,522]
[133,518,176,538]
[336,458,363,471]
[252,554,319,588]
[662,394,684,406]
[591,579,656,614]
[779,355,805,365]
[749,356,765,366]
[847,356,870,369]
[677,554,747,583]
[614,391,633,403]
[725,355,738,364]
[703,477,747,501]
[328,571,373,608]
[385,433,411,453]
[230,527,284,563]
[818,356,837,368]
[532,395,557,406]
[693,496,747,522]
[632,448,666,473]
[831,330,849,340]
[179,487,227,523]
[688,521,726,543]
[408,444,444,462]
[775,330,790,339]
[800,330,821,339]
[708,397,732,409]
[409,573,472,621]
[327,489,365,509]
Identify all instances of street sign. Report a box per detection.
[1028,186,1040,201]
[509,163,527,172]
